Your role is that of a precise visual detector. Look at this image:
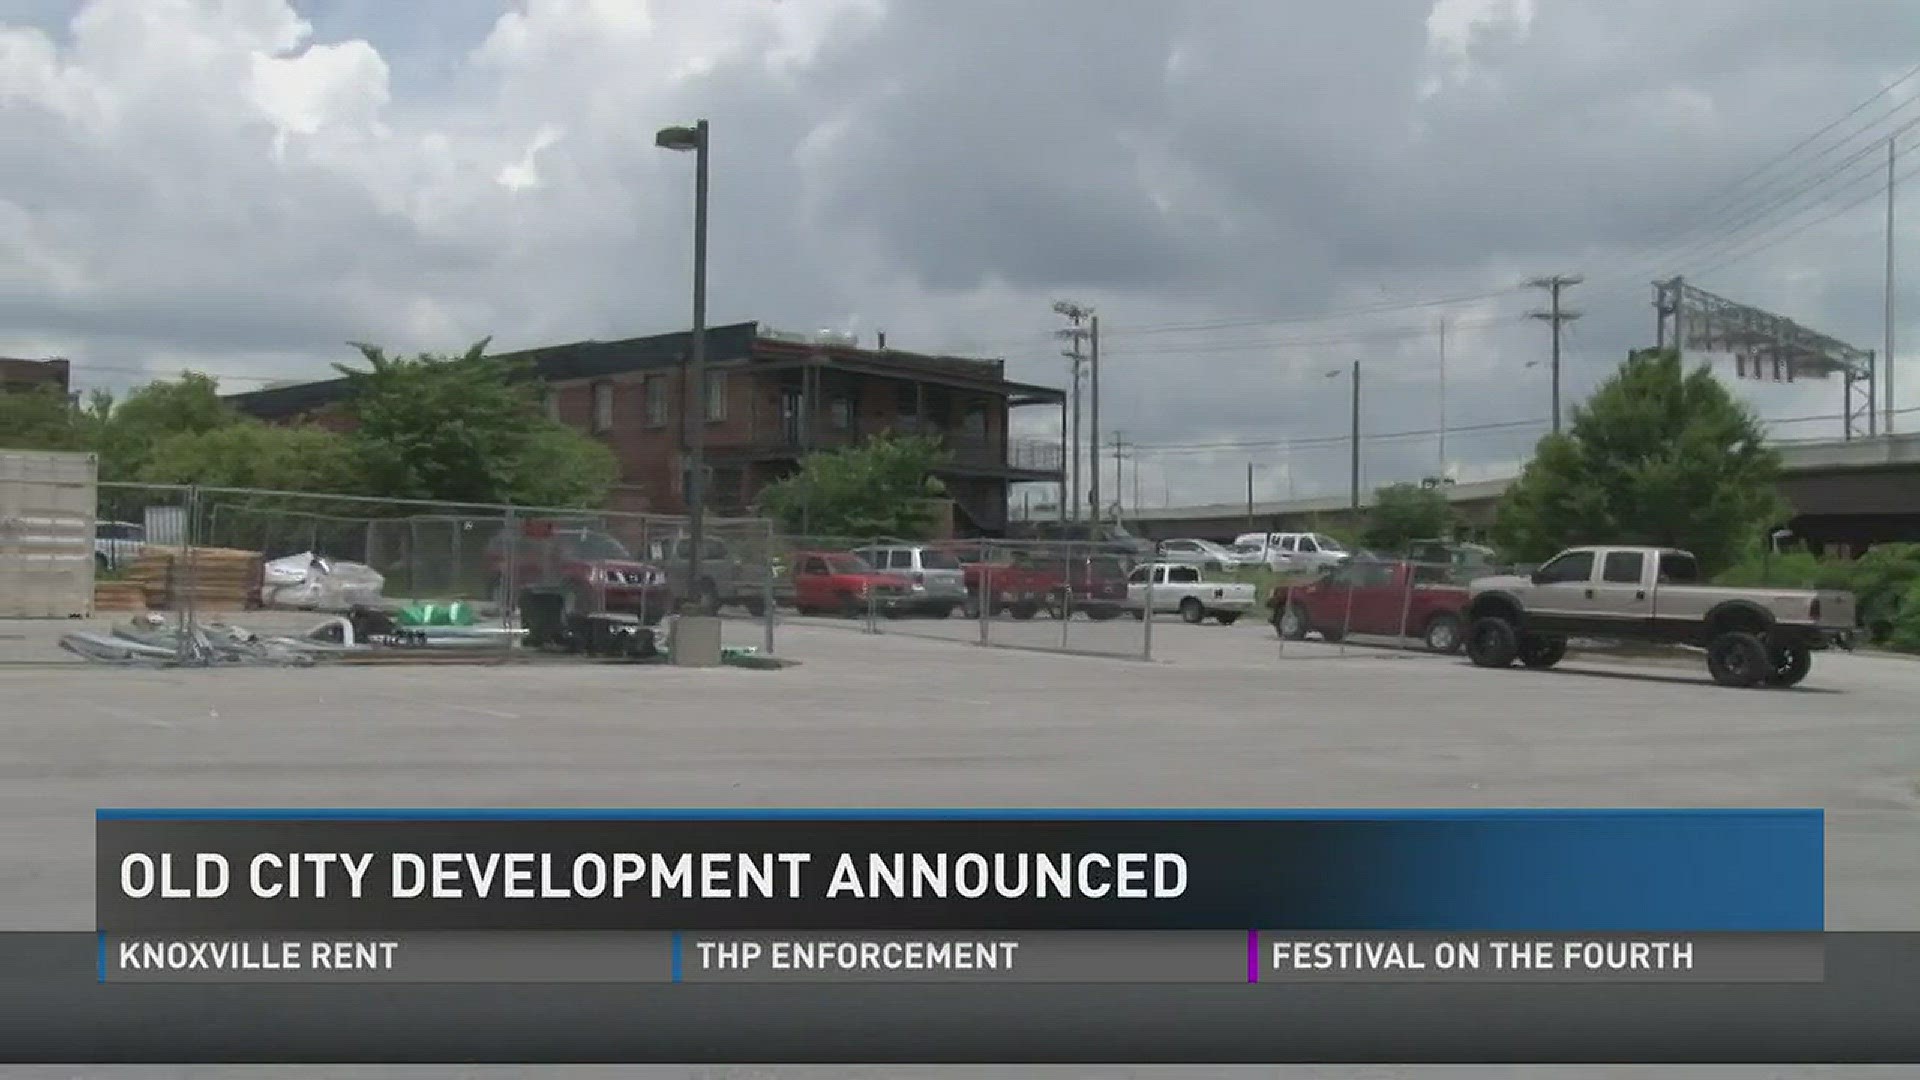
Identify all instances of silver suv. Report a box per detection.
[850,543,968,617]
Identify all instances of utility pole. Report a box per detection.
[1437,316,1448,475]
[1888,137,1898,435]
[1528,275,1583,434]
[1053,302,1092,524]
[1348,360,1361,512]
[1088,314,1101,526]
[1110,431,1129,526]
[1246,462,1255,531]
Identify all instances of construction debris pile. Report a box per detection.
[60,610,526,668]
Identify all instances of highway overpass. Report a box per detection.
[1121,432,1920,553]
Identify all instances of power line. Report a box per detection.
[1100,314,1521,358]
[1575,66,1920,289]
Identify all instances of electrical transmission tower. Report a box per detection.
[1655,276,1878,440]
[1528,275,1583,434]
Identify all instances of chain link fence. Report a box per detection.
[2,476,779,664]
[759,534,1155,659]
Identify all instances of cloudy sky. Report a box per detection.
[4,0,1919,509]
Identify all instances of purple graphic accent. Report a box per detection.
[1247,930,1258,983]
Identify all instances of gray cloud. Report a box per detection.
[2,0,1918,508]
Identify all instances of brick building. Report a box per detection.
[225,322,1067,534]
[0,357,71,396]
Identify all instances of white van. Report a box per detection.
[1230,532,1351,573]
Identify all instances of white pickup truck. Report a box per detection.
[1464,545,1856,688]
[1126,562,1260,625]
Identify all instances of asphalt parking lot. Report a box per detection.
[1,612,1916,935]
[3,612,1916,1077]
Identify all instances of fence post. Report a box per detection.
[865,579,878,634]
[502,505,518,644]
[1142,544,1156,661]
[761,527,776,656]
[1338,569,1355,658]
[178,484,202,663]
[978,542,991,647]
[1275,580,1293,658]
[1397,561,1418,653]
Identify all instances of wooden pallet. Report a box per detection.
[93,581,150,613]
[123,547,264,611]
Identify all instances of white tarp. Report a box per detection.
[261,551,386,611]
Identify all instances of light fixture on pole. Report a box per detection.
[656,119,716,652]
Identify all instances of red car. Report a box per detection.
[1270,558,1469,652]
[790,551,915,617]
[487,524,673,623]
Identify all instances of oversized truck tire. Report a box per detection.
[1518,634,1567,669]
[1706,630,1769,688]
[1466,616,1519,668]
[1764,644,1813,688]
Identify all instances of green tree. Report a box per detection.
[136,422,365,492]
[0,385,95,451]
[756,434,950,537]
[1492,348,1782,572]
[1363,482,1458,552]
[95,373,238,479]
[333,341,618,507]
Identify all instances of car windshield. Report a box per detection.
[567,533,632,561]
[825,554,874,574]
[1315,535,1347,553]
[918,549,962,569]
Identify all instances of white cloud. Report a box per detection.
[1420,0,1536,100]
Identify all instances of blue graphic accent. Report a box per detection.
[97,933,105,984]
[671,932,683,983]
[95,807,1819,822]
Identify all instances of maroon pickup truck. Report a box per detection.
[1270,558,1470,652]
[937,545,1130,620]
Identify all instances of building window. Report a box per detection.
[591,381,614,433]
[895,381,918,417]
[644,374,668,427]
[705,370,727,422]
[830,395,852,430]
[961,403,987,439]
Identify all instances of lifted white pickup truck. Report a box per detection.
[1464,545,1856,688]
[1126,562,1260,625]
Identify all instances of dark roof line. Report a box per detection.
[224,321,1061,419]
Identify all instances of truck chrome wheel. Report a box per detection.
[1276,605,1307,640]
[1423,613,1463,654]
[1764,644,1813,688]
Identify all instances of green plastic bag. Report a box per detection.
[397,601,475,627]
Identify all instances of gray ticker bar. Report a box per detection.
[100,930,1823,984]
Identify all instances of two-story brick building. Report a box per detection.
[224,322,1066,535]
[1,357,71,396]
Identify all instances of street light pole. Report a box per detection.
[657,118,710,616]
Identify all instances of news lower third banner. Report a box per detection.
[95,808,1825,985]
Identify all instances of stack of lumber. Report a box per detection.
[123,547,263,611]
[92,580,149,613]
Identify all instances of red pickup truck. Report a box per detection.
[1270,559,1469,652]
[938,545,1129,620]
[789,551,915,617]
